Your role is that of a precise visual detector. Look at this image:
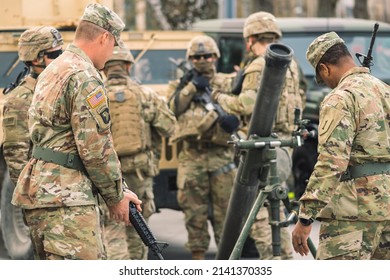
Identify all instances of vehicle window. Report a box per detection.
[217,36,245,73]
[0,52,26,89]
[131,50,187,84]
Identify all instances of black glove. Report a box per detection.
[218,114,240,134]
[191,75,209,91]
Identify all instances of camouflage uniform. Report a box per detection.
[2,26,63,186]
[102,46,176,260]
[167,35,239,260]
[11,4,126,260]
[299,32,390,260]
[213,12,304,259]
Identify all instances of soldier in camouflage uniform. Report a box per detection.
[167,35,240,260]
[2,26,63,186]
[102,46,176,260]
[11,3,142,260]
[212,11,305,260]
[292,32,390,260]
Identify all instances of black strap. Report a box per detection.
[340,162,390,182]
[31,146,86,172]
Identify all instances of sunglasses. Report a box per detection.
[191,53,213,60]
[44,49,63,59]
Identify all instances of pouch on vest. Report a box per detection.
[196,110,219,134]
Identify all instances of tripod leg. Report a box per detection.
[229,189,269,260]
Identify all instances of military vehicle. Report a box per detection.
[192,17,390,199]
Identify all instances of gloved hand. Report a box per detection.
[191,75,209,91]
[218,114,240,134]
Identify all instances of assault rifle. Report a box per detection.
[167,58,196,105]
[356,23,379,70]
[192,87,240,134]
[3,66,29,94]
[123,180,168,260]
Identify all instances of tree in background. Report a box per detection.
[115,0,389,31]
[317,0,338,17]
[354,0,370,19]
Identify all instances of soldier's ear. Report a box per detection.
[318,63,329,77]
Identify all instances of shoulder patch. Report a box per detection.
[87,88,106,109]
[85,86,110,132]
[318,104,345,145]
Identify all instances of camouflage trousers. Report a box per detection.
[177,145,236,252]
[103,173,155,260]
[316,219,390,260]
[24,205,105,260]
[249,202,293,259]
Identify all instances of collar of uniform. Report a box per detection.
[338,66,370,86]
[66,43,95,68]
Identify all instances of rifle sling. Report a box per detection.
[340,162,390,182]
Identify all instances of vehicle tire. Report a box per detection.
[292,140,318,199]
[0,169,33,259]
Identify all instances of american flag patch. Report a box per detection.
[87,88,105,108]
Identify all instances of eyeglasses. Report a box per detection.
[44,49,63,59]
[191,53,213,60]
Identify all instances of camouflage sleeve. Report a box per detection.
[150,91,176,138]
[216,71,259,116]
[299,92,354,219]
[70,75,123,206]
[166,79,196,117]
[2,90,32,185]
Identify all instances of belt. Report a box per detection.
[183,141,221,150]
[340,162,390,182]
[210,162,236,178]
[31,146,86,172]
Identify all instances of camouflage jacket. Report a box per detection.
[2,75,36,185]
[167,71,238,145]
[300,67,390,221]
[12,44,123,209]
[215,54,304,138]
[105,71,176,176]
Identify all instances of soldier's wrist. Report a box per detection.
[299,217,314,226]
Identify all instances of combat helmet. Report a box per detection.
[186,35,220,59]
[243,11,282,39]
[18,26,63,62]
[106,45,135,64]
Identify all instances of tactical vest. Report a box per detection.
[170,88,231,146]
[107,82,151,156]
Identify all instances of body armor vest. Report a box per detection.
[107,82,151,156]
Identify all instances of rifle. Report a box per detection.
[193,87,240,134]
[128,202,168,260]
[123,180,168,260]
[167,57,196,106]
[3,66,29,94]
[356,23,379,70]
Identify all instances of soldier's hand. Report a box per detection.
[191,75,209,90]
[292,222,312,256]
[108,191,142,225]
